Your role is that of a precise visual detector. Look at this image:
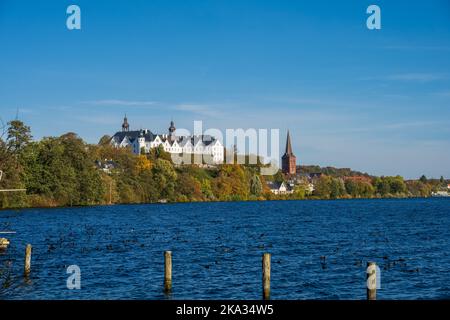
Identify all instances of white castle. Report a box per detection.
[111,116,224,164]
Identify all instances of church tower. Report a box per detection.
[168,120,176,142]
[122,114,129,132]
[282,130,297,175]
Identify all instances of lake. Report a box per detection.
[1,198,449,300]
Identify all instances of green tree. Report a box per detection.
[98,135,111,146]
[373,177,390,196]
[6,120,32,154]
[293,184,307,199]
[149,145,172,162]
[313,176,332,198]
[0,138,26,208]
[200,179,214,200]
[329,178,346,199]
[250,175,263,196]
[152,159,177,200]
[359,181,375,198]
[344,179,357,197]
[19,133,104,206]
[419,175,428,184]
[389,176,407,194]
[345,179,374,198]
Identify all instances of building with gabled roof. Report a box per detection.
[267,181,294,195]
[111,116,224,164]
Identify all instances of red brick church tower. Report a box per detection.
[282,130,297,175]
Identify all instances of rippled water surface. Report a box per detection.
[1,198,449,299]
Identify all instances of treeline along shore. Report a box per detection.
[0,120,448,209]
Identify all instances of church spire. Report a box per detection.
[285,130,294,155]
[282,130,297,175]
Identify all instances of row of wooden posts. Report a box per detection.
[164,251,378,300]
[20,246,378,300]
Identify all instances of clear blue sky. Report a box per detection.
[1,0,450,178]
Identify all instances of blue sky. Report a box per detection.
[1,0,450,178]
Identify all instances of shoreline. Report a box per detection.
[0,195,445,212]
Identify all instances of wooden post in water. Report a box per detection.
[24,244,32,277]
[262,253,271,300]
[164,251,172,292]
[366,262,377,300]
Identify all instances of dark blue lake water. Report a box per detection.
[1,198,450,300]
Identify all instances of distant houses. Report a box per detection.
[431,191,450,197]
[431,184,450,197]
[268,130,301,195]
[268,130,314,195]
[95,159,117,174]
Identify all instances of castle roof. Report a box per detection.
[112,130,155,144]
[112,130,219,147]
[111,118,221,147]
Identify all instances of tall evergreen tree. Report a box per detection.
[7,120,32,154]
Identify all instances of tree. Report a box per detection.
[329,178,346,199]
[293,184,307,199]
[345,179,374,198]
[149,145,172,162]
[136,155,152,172]
[200,179,214,200]
[176,173,202,201]
[98,135,111,146]
[373,177,390,196]
[6,120,32,154]
[406,181,432,197]
[359,181,375,197]
[389,176,407,194]
[214,164,249,200]
[0,137,26,208]
[344,180,357,197]
[250,175,263,196]
[152,159,177,200]
[18,133,105,206]
[419,175,428,184]
[313,176,332,198]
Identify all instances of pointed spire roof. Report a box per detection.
[284,130,294,156]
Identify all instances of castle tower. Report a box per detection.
[137,129,146,154]
[122,114,129,132]
[168,120,176,142]
[282,130,297,175]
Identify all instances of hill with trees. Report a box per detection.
[0,120,448,209]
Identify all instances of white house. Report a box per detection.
[110,116,224,164]
[267,181,293,195]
